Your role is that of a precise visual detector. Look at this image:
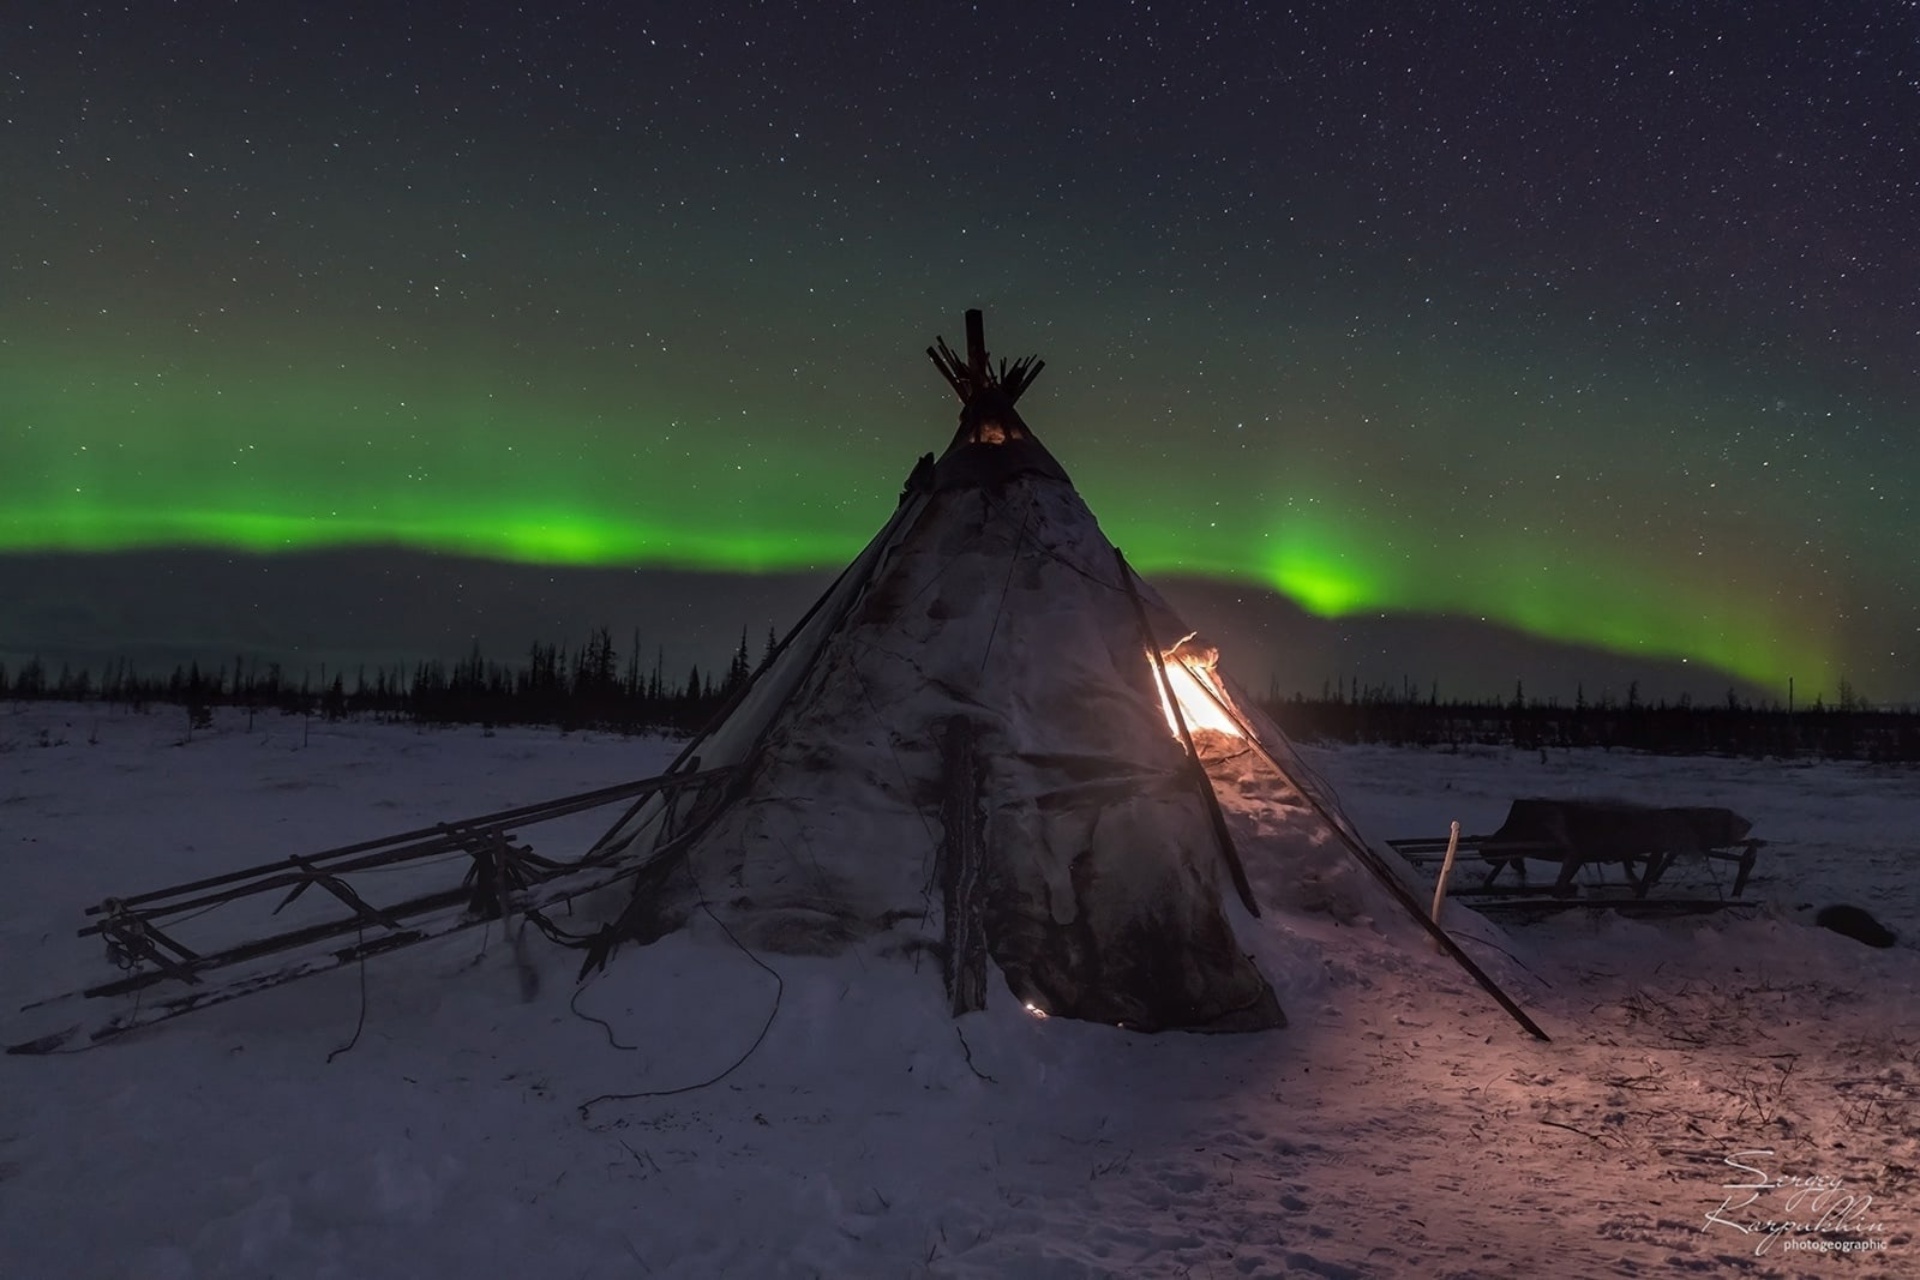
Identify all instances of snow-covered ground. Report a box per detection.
[2,702,1915,1278]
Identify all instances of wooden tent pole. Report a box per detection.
[1114,548,1261,918]
[938,716,989,1015]
[964,308,987,379]
[1156,647,1552,1043]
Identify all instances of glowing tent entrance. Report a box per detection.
[1154,637,1248,740]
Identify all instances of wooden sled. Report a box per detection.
[7,764,736,1055]
[1389,798,1762,906]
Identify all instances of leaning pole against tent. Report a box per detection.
[1112,565,1553,1044]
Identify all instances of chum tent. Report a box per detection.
[579,311,1537,1036]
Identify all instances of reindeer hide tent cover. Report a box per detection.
[588,312,1361,1032]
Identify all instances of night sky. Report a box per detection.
[3,2,1916,702]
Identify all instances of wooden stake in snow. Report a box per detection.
[1430,821,1462,925]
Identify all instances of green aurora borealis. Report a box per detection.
[3,3,1915,700]
[3,315,1893,695]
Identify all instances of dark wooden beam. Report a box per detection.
[1003,357,1045,403]
[927,346,965,399]
[939,716,989,1016]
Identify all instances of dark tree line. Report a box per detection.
[6,642,1915,760]
[1262,678,1920,763]
[0,625,773,735]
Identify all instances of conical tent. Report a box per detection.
[586,312,1337,1031]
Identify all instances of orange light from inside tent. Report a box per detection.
[1154,654,1244,739]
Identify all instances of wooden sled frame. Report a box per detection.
[1387,831,1762,901]
[8,765,737,1054]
